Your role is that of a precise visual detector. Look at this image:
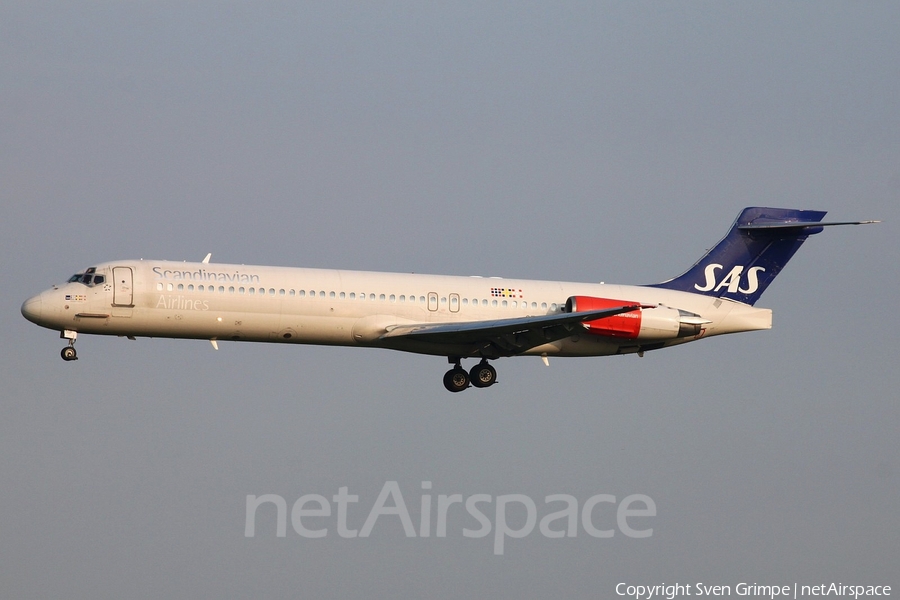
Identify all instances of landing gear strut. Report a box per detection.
[60,330,78,361]
[443,358,497,392]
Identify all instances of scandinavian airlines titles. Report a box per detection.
[152,266,261,283]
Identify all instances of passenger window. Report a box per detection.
[218,286,224,293]
[339,292,345,299]
[157,283,163,291]
[502,300,507,307]
[389,294,395,302]
[379,294,386,301]
[550,303,558,311]
[178,284,184,291]
[370,294,376,301]
[399,295,405,302]
[167,283,174,292]
[492,300,498,307]
[330,291,335,298]
[349,292,356,299]
[229,286,235,293]
[239,287,245,294]
[289,289,295,296]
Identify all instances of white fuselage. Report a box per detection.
[22,259,772,358]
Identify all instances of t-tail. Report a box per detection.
[652,207,878,306]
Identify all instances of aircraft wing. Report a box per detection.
[380,304,640,356]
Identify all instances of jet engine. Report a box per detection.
[565,296,708,340]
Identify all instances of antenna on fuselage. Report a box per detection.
[202,253,212,264]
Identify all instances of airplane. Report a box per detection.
[21,207,878,392]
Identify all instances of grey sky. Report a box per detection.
[2,3,898,598]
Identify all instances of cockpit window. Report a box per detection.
[71,267,104,287]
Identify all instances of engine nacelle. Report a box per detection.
[565,296,706,340]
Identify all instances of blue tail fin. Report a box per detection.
[652,207,828,305]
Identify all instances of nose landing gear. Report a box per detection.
[60,330,78,361]
[443,358,497,392]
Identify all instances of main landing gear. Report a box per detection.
[443,358,498,393]
[60,330,78,361]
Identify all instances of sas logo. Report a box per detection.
[694,264,766,295]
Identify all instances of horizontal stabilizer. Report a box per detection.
[739,220,880,230]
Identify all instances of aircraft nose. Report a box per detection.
[21,293,43,324]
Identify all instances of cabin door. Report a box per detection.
[112,267,134,307]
